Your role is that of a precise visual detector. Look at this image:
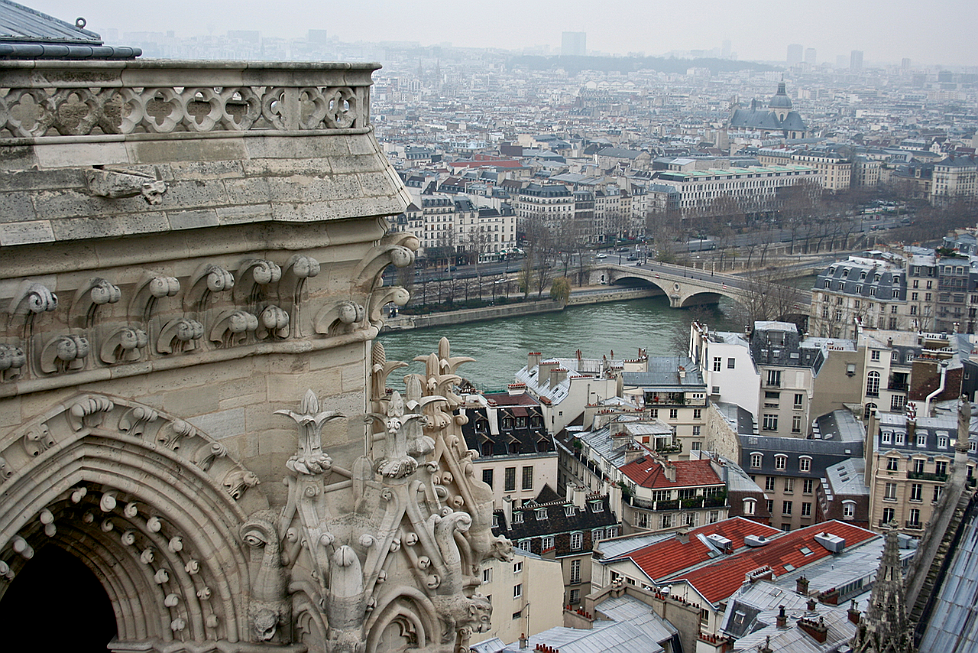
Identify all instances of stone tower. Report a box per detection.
[0,6,508,651]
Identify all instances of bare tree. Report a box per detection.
[733,269,806,326]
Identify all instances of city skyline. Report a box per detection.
[30,0,978,67]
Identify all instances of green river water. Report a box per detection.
[378,275,818,390]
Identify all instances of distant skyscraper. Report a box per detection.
[561,32,586,57]
[902,57,912,71]
[804,48,816,66]
[787,44,803,66]
[722,39,731,59]
[850,50,864,71]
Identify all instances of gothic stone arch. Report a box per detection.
[0,394,280,652]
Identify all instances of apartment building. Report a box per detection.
[491,492,620,608]
[931,154,977,206]
[741,414,864,531]
[652,164,819,218]
[478,551,563,644]
[459,388,557,509]
[810,254,910,339]
[689,322,760,418]
[561,412,730,536]
[621,357,710,453]
[515,351,647,435]
[857,330,920,417]
[750,321,818,438]
[868,411,978,535]
[515,183,574,231]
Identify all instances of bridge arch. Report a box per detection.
[0,395,267,649]
[595,265,747,309]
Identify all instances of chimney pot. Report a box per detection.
[776,605,787,629]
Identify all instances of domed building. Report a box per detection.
[727,82,809,140]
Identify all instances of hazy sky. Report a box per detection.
[30,0,978,66]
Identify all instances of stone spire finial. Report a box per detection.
[955,394,971,453]
[850,527,916,652]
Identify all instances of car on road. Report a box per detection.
[627,255,639,261]
[596,253,608,259]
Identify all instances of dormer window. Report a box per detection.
[589,500,604,513]
[536,508,548,521]
[513,511,523,524]
[564,505,576,517]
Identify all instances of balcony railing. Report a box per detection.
[907,471,948,482]
[905,521,923,530]
[655,442,683,454]
[0,60,375,140]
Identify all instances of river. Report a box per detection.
[377,295,740,390]
[377,275,819,390]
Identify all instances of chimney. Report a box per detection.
[550,367,568,387]
[776,605,787,629]
[519,633,528,649]
[538,360,557,383]
[572,486,586,509]
[807,597,817,612]
[675,528,690,544]
[848,600,861,625]
[759,635,772,653]
[662,460,676,483]
[624,447,644,464]
[508,383,526,396]
[503,495,513,527]
[527,352,542,370]
[798,616,828,644]
[796,576,809,596]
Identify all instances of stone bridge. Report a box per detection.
[589,262,812,316]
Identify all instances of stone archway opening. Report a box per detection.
[1,545,116,652]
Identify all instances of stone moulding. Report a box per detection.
[0,60,380,139]
[0,394,268,647]
[0,230,416,397]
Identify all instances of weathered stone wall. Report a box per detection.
[0,61,507,653]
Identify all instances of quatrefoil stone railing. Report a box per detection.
[0,60,377,138]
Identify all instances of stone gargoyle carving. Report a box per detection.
[263,338,508,653]
[85,167,168,205]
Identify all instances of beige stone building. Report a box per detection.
[477,551,563,645]
[868,411,977,535]
[0,17,512,653]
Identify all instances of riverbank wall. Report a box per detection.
[382,299,564,332]
[567,288,661,306]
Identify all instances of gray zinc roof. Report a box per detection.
[918,500,978,653]
[0,0,141,58]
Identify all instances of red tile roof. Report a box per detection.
[620,458,722,489]
[671,521,878,604]
[622,517,781,581]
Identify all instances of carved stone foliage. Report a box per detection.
[0,234,417,385]
[259,338,508,653]
[0,84,371,138]
[0,394,261,506]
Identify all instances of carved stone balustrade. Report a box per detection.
[0,60,375,139]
